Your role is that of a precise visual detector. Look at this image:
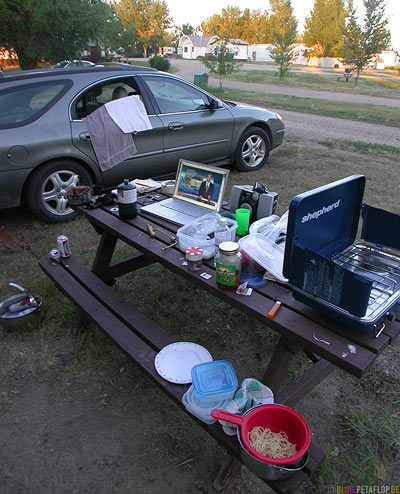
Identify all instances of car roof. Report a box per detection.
[0,64,158,84]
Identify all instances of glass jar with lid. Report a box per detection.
[215,241,242,289]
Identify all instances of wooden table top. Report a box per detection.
[74,192,400,380]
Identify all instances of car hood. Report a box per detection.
[225,100,283,125]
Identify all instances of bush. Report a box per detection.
[149,55,170,71]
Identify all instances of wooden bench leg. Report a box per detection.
[276,359,335,407]
[213,455,242,491]
[91,231,118,283]
[262,336,298,394]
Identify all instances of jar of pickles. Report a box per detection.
[215,241,242,289]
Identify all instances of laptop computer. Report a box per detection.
[140,159,229,226]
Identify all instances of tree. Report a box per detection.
[303,0,348,58]
[200,40,242,88]
[0,0,110,69]
[104,5,141,57]
[181,24,196,36]
[201,7,271,43]
[269,0,298,79]
[115,0,171,57]
[342,0,391,85]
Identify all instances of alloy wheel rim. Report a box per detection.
[41,170,77,216]
[241,135,266,168]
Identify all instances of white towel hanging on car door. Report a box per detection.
[105,95,152,134]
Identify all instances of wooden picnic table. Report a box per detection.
[39,191,400,493]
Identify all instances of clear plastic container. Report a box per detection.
[239,234,288,283]
[191,360,238,405]
[182,385,228,424]
[177,213,237,260]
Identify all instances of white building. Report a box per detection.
[178,35,218,59]
[211,38,249,60]
[178,35,249,60]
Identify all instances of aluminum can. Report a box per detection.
[49,248,61,261]
[57,235,71,258]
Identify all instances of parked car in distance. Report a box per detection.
[52,60,96,69]
[0,64,285,222]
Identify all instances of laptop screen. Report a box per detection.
[173,160,229,211]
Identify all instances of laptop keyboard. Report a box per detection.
[161,198,207,217]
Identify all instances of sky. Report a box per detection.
[165,0,400,52]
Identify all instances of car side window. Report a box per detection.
[75,80,140,119]
[0,80,71,129]
[141,76,210,114]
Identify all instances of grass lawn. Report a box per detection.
[1,137,399,492]
[208,86,400,128]
[225,68,400,99]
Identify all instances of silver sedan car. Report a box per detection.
[0,64,284,222]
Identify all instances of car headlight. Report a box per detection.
[275,112,283,121]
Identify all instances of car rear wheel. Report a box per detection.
[26,160,93,222]
[234,126,271,172]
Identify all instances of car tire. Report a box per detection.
[234,126,271,172]
[26,160,93,223]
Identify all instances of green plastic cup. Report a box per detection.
[235,208,250,236]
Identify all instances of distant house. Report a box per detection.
[159,46,175,57]
[210,38,249,60]
[246,42,308,64]
[178,35,218,59]
[370,50,398,69]
[247,44,274,62]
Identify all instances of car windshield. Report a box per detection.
[0,80,71,128]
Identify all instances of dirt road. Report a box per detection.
[271,109,400,148]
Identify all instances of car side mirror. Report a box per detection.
[207,98,221,110]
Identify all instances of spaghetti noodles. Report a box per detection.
[247,426,297,459]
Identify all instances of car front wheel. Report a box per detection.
[26,160,93,222]
[234,126,271,172]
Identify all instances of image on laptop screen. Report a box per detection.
[174,160,229,211]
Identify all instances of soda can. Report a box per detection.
[49,248,61,262]
[57,235,71,258]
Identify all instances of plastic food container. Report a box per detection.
[239,234,288,283]
[191,360,238,405]
[182,385,228,424]
[177,213,237,260]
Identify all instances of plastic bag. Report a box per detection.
[249,211,288,243]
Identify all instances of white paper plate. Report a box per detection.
[154,342,213,384]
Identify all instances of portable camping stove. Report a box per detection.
[283,175,400,334]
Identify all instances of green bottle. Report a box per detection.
[117,179,137,219]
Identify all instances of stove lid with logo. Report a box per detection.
[283,175,366,280]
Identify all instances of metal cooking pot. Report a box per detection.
[0,283,43,331]
[237,425,309,480]
[65,185,93,205]
[212,404,310,480]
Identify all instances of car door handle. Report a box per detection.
[168,122,184,131]
[79,132,91,141]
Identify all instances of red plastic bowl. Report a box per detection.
[211,404,310,465]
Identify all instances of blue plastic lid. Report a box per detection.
[240,271,267,288]
[191,360,237,397]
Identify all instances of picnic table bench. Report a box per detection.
[39,191,400,493]
[337,68,353,82]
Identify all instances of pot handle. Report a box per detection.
[274,450,309,472]
[8,283,38,306]
[211,409,244,426]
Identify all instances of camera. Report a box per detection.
[229,183,278,223]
